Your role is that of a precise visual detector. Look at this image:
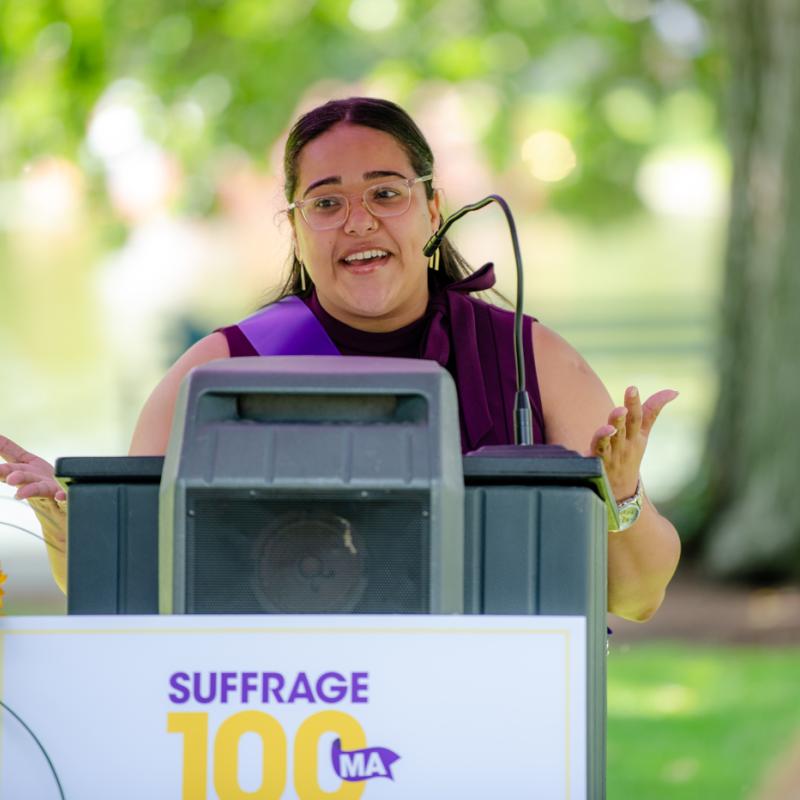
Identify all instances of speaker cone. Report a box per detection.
[250,512,367,613]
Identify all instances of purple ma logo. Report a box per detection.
[332,738,401,782]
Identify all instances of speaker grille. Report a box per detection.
[186,490,430,614]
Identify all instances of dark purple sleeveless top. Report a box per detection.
[217,263,546,453]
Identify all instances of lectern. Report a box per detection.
[55,357,612,798]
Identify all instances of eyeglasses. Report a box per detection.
[288,174,433,231]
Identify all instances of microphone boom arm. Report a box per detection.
[423,195,533,446]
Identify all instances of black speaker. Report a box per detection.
[185,491,429,614]
[159,357,464,615]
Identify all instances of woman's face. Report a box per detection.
[292,123,441,331]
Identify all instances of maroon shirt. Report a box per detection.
[217,264,546,452]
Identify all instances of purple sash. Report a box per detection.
[237,296,340,356]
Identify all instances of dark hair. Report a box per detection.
[270,96,473,301]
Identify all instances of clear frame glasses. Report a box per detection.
[288,174,433,231]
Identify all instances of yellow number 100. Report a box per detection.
[168,710,367,800]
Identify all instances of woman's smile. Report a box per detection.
[339,247,392,274]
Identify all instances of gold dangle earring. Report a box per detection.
[299,262,307,292]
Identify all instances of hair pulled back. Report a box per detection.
[273,96,472,300]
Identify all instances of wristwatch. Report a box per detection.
[610,480,643,532]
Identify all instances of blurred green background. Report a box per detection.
[2,1,798,797]
[0,0,723,566]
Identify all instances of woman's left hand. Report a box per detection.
[534,322,682,619]
[588,386,678,501]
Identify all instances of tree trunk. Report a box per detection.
[698,0,800,576]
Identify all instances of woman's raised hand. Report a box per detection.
[589,387,678,502]
[0,435,66,503]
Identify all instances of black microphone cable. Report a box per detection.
[0,698,66,800]
[0,497,65,552]
[424,194,533,445]
[0,501,67,798]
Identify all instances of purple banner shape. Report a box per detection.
[331,738,400,782]
[238,296,340,356]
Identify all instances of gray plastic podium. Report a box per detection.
[58,456,163,615]
[463,448,609,797]
[56,447,609,798]
[57,450,610,622]
[55,356,611,797]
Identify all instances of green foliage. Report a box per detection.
[0,0,720,221]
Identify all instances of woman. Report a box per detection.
[0,97,680,620]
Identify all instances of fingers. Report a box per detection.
[609,406,627,442]
[0,463,32,483]
[0,465,62,500]
[11,478,63,502]
[0,462,27,484]
[589,387,677,502]
[641,389,679,435]
[590,423,617,457]
[0,438,66,503]
[0,435,30,464]
[624,387,642,439]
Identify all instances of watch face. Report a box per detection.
[616,498,643,530]
[619,504,640,527]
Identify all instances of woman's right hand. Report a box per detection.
[0,435,68,593]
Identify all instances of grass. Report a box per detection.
[607,643,800,799]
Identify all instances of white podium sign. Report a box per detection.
[0,615,586,799]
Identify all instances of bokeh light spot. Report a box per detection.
[521,130,577,182]
[651,0,706,57]
[88,104,145,161]
[35,21,72,61]
[481,32,529,73]
[349,0,400,32]
[636,146,727,217]
[192,74,233,116]
[601,87,656,143]
[18,157,84,234]
[150,14,193,56]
